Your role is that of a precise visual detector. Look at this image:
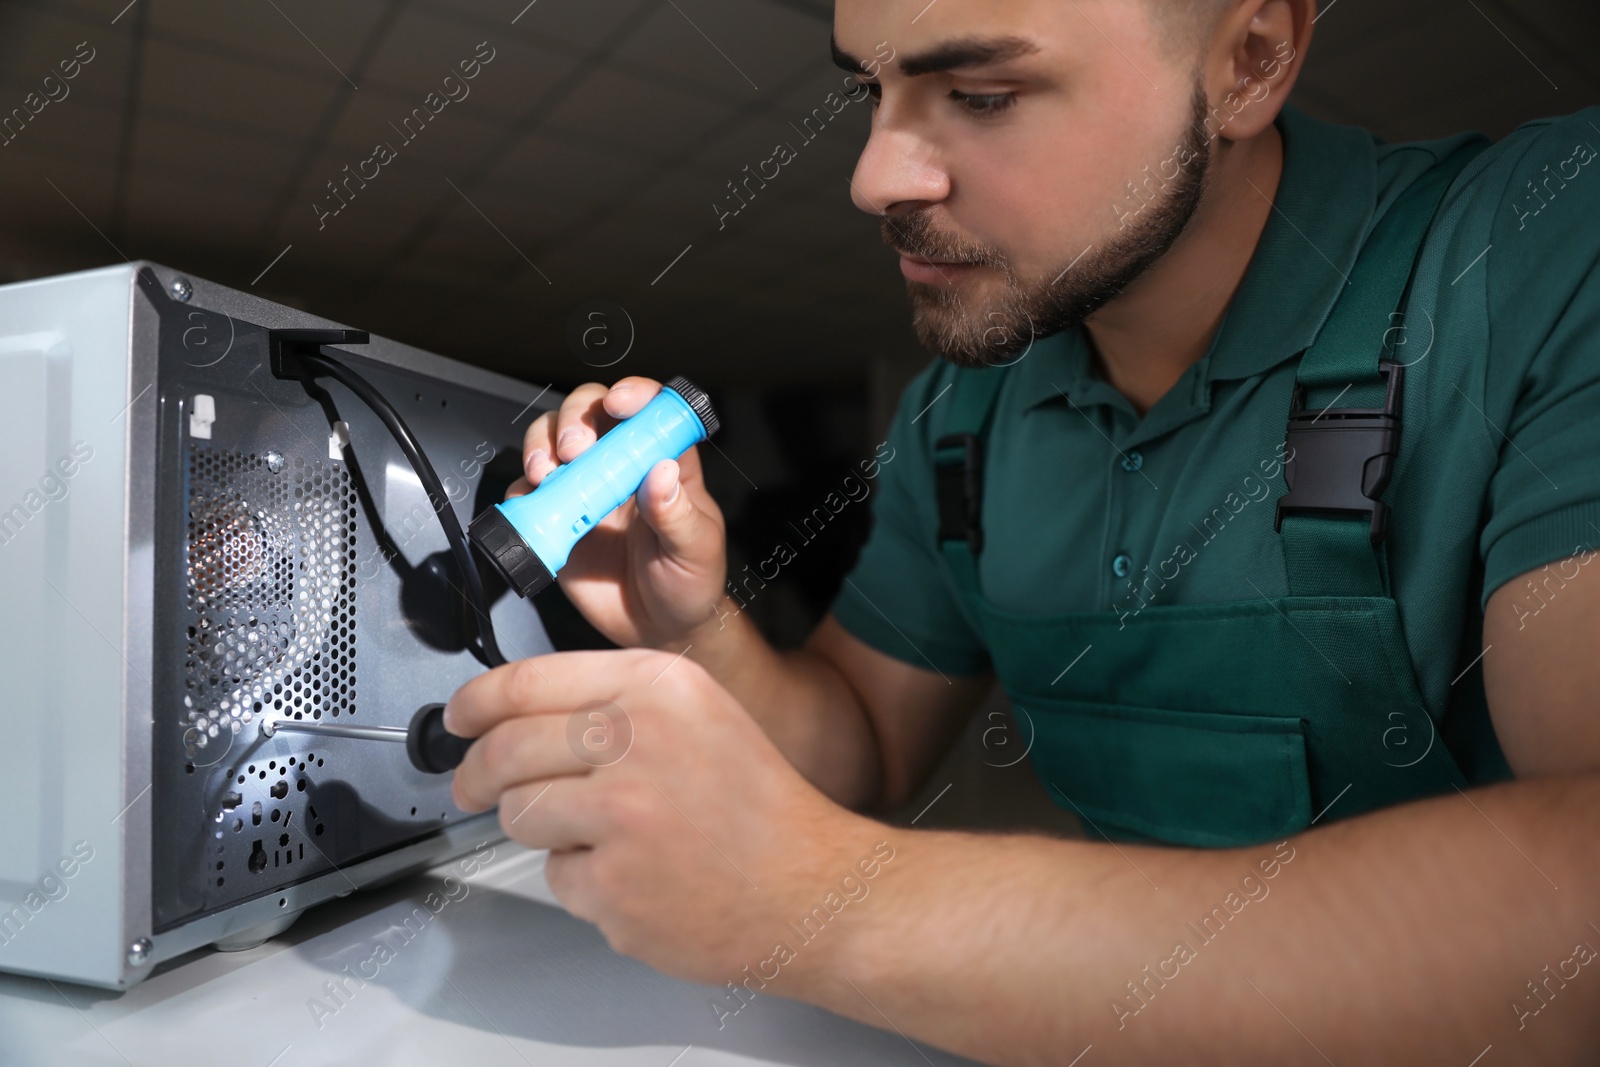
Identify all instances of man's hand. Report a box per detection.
[509,377,727,650]
[442,648,889,983]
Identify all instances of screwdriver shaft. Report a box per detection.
[264,720,409,743]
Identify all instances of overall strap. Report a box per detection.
[1276,138,1490,598]
[933,365,1008,593]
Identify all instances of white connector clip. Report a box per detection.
[189,394,216,439]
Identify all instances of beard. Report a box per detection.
[886,79,1214,368]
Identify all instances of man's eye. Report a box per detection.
[949,90,1016,117]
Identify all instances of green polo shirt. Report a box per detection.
[832,102,1600,776]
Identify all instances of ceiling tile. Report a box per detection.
[540,66,740,162]
[121,168,275,251]
[146,0,390,73]
[321,84,508,175]
[0,12,132,114]
[614,0,826,96]
[476,134,657,233]
[423,0,656,53]
[356,6,581,119]
[129,114,302,198]
[271,146,457,263]
[137,38,342,141]
[0,150,119,245]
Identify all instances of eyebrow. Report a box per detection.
[830,34,1040,78]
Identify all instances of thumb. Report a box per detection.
[635,459,715,562]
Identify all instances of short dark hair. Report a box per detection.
[1151,0,1235,61]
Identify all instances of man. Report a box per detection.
[445,0,1600,1062]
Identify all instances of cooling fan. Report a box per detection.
[180,449,358,766]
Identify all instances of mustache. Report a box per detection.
[880,212,1001,267]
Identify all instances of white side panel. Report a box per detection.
[0,264,136,986]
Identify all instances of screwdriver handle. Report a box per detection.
[407,703,473,774]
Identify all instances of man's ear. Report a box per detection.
[1203,0,1315,143]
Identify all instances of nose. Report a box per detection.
[849,116,949,217]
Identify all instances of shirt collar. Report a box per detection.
[1015,102,1379,411]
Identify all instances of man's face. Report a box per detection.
[835,0,1214,366]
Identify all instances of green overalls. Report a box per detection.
[931,138,1492,849]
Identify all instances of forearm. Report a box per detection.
[682,599,882,808]
[796,774,1600,1066]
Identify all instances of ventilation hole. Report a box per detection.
[251,801,262,826]
[248,841,267,874]
[269,780,288,800]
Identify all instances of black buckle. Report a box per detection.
[935,433,984,553]
[1274,360,1405,543]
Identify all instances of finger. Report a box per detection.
[541,846,595,916]
[443,649,659,738]
[451,714,592,813]
[634,458,718,560]
[503,475,531,501]
[521,410,558,486]
[601,376,661,421]
[554,383,614,463]
[526,444,559,487]
[496,778,603,852]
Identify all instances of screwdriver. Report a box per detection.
[259,703,470,774]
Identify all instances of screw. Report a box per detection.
[127,938,153,967]
[265,451,285,473]
[169,276,193,303]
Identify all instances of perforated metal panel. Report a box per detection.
[181,450,358,759]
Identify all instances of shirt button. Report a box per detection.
[1112,553,1133,579]
[1121,450,1144,473]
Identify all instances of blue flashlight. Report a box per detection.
[469,376,720,598]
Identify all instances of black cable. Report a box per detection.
[296,348,507,668]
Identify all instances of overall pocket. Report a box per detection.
[1017,697,1314,849]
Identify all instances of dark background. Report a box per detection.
[2,0,1594,822]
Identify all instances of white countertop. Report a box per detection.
[0,843,981,1067]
